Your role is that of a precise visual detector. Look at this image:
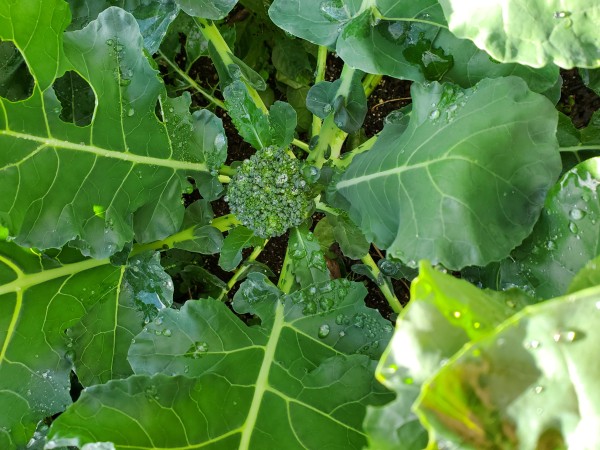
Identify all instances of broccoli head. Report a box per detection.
[226,146,314,238]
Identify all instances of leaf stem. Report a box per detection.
[131,215,241,255]
[559,145,600,152]
[333,133,378,168]
[362,74,383,98]
[311,46,329,138]
[361,253,402,313]
[292,138,310,152]
[277,241,295,294]
[195,18,268,114]
[157,50,225,109]
[217,240,268,301]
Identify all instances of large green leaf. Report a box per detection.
[336,77,561,270]
[464,157,600,299]
[0,242,109,448]
[364,263,533,449]
[175,0,237,20]
[47,275,394,449]
[414,283,600,449]
[439,0,600,68]
[0,6,226,258]
[269,0,559,87]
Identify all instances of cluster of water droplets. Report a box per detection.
[186,341,209,359]
[105,37,134,87]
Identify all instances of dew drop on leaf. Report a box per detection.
[429,109,440,120]
[569,208,585,220]
[318,324,330,338]
[553,329,584,343]
[525,340,541,349]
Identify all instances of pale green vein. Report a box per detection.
[0,130,209,173]
[238,302,285,450]
[0,257,109,297]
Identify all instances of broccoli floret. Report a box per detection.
[226,146,314,238]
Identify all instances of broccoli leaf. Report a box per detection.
[218,226,264,271]
[439,0,600,68]
[414,281,600,449]
[286,224,331,290]
[365,263,534,449]
[0,242,108,449]
[48,275,394,449]
[174,0,237,20]
[463,157,600,299]
[66,0,180,53]
[336,77,561,270]
[0,6,226,258]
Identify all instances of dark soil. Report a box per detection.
[164,28,599,321]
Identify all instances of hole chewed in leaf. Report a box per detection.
[53,70,95,126]
[0,40,34,101]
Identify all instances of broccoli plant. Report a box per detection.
[1,0,600,449]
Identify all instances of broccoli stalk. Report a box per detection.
[225,147,314,238]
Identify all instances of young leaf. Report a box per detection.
[327,212,370,259]
[0,7,227,258]
[287,225,331,289]
[336,77,561,270]
[439,0,600,68]
[218,226,264,271]
[414,283,600,449]
[48,276,393,449]
[365,263,534,450]
[306,71,367,133]
[224,80,298,149]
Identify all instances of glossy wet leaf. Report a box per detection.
[175,0,237,20]
[48,275,393,449]
[66,0,180,53]
[0,242,110,448]
[365,263,532,449]
[415,283,600,449]
[0,7,226,258]
[69,251,173,386]
[465,158,600,299]
[286,225,330,290]
[336,77,561,270]
[439,0,600,68]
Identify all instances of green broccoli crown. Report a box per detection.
[226,146,314,238]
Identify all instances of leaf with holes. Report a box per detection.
[336,77,561,270]
[0,6,226,259]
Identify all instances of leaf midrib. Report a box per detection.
[238,302,285,450]
[0,129,208,173]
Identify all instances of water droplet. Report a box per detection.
[553,10,571,19]
[546,240,556,250]
[533,385,544,394]
[378,259,399,276]
[320,1,348,22]
[472,321,481,329]
[453,311,461,319]
[569,208,585,220]
[553,329,583,343]
[292,248,307,259]
[64,349,76,363]
[119,77,131,87]
[318,324,330,338]
[302,300,317,315]
[155,317,163,326]
[323,103,333,114]
[162,329,172,337]
[525,340,541,349]
[429,109,440,120]
[339,331,345,337]
[105,39,114,46]
[127,108,135,117]
[569,222,579,234]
